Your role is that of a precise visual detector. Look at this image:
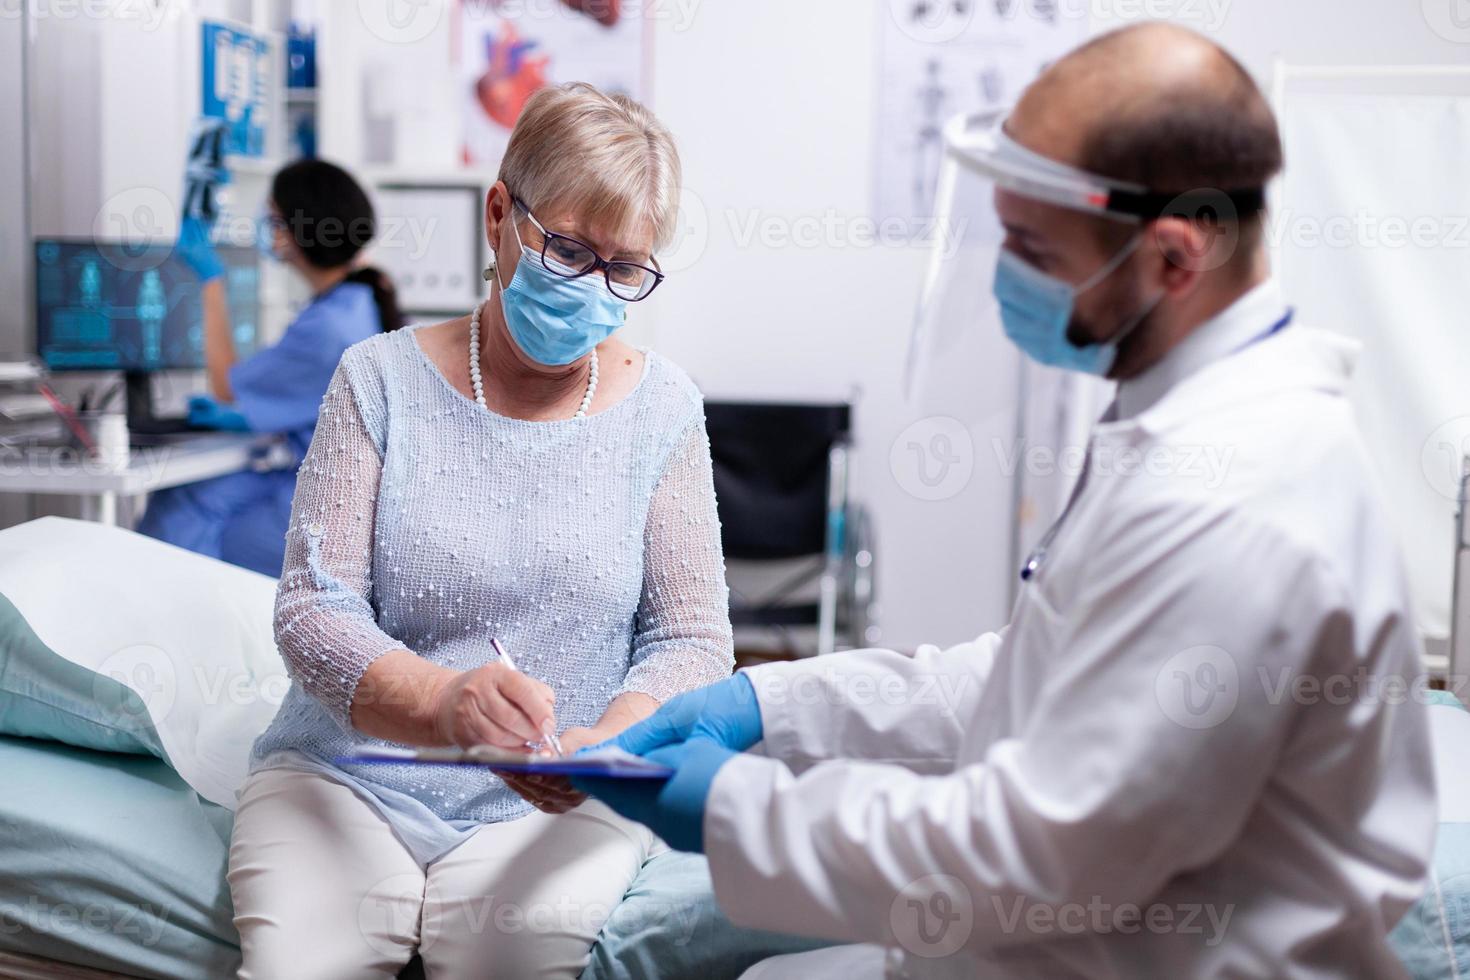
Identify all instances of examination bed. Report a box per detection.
[0,518,821,978]
[0,517,1466,978]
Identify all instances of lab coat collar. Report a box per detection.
[1114,278,1290,421]
[1095,290,1360,444]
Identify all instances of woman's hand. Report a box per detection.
[432,662,557,750]
[498,725,607,814]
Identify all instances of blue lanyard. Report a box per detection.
[1233,308,1294,353]
[1019,308,1294,583]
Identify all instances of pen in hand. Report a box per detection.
[491,638,565,757]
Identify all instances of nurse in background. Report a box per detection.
[138,159,401,576]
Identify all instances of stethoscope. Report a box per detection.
[1019,308,1294,583]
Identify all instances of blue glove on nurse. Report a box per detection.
[177,217,224,283]
[571,737,736,853]
[614,672,764,756]
[187,394,250,432]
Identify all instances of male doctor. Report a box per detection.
[575,23,1435,979]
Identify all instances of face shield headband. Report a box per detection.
[943,109,1267,222]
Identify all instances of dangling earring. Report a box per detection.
[482,253,496,282]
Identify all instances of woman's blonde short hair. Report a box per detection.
[498,82,682,253]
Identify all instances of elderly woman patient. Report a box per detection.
[226,83,733,978]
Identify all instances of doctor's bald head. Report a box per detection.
[1011,22,1283,276]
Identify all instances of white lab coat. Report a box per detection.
[705,283,1436,979]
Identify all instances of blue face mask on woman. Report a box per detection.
[992,235,1158,376]
[496,216,627,366]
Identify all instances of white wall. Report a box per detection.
[1107,1,1470,77]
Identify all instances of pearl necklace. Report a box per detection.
[469,301,598,419]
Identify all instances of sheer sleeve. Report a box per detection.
[621,413,735,702]
[273,356,406,729]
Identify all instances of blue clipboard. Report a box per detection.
[337,745,672,780]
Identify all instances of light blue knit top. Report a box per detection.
[251,324,733,858]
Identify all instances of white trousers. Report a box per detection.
[227,766,657,979]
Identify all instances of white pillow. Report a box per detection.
[0,517,287,808]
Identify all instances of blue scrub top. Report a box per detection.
[228,281,382,459]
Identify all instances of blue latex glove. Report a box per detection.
[613,673,763,757]
[187,394,250,432]
[572,738,736,853]
[177,217,224,283]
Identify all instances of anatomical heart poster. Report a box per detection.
[460,0,649,168]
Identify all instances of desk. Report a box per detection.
[0,433,265,526]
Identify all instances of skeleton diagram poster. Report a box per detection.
[874,0,1086,227]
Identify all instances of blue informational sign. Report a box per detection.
[201,22,270,158]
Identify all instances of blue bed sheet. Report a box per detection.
[0,734,240,978]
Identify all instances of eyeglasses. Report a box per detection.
[514,199,665,302]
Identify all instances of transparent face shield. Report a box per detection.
[898,109,1157,608]
[903,108,1149,397]
[905,107,1268,393]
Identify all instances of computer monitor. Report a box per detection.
[33,237,261,373]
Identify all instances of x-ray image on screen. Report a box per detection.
[34,239,260,372]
